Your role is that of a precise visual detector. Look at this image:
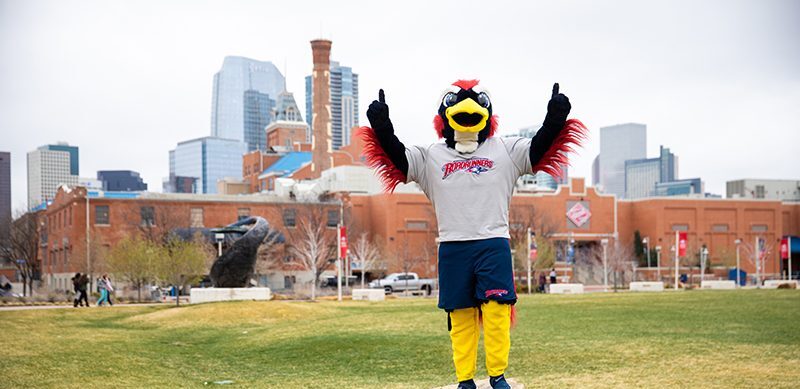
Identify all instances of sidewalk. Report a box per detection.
[0,303,161,312]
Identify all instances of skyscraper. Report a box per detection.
[97,170,148,191]
[242,90,276,152]
[597,123,647,198]
[168,137,246,194]
[510,126,568,191]
[211,56,285,150]
[27,143,79,209]
[305,61,359,149]
[625,146,679,199]
[0,151,10,244]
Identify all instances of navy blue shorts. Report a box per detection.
[438,237,517,311]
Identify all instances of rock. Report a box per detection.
[209,217,271,287]
[433,378,523,389]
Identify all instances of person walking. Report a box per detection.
[72,273,82,307]
[96,274,110,306]
[77,274,89,307]
[104,275,115,306]
[538,272,547,293]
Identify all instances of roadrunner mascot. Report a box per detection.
[360,80,586,389]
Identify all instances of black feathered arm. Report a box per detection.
[529,83,588,178]
[358,89,409,192]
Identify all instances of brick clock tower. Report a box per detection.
[310,39,333,178]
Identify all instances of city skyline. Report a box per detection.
[1,0,799,210]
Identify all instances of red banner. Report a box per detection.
[678,231,688,257]
[339,226,348,258]
[780,238,789,259]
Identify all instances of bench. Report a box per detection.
[352,289,386,301]
[763,280,799,289]
[189,287,272,304]
[700,280,736,290]
[630,281,664,292]
[549,283,584,294]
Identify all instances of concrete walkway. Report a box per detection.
[0,303,160,312]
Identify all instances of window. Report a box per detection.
[671,224,689,231]
[237,208,251,221]
[140,206,156,227]
[283,209,296,227]
[95,205,110,225]
[751,224,768,232]
[406,220,428,230]
[327,210,339,227]
[190,208,204,228]
[711,224,729,232]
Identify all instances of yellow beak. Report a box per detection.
[445,98,489,133]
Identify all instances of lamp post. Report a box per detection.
[700,246,709,282]
[601,238,609,291]
[643,237,650,268]
[526,227,532,295]
[671,245,678,289]
[655,246,662,281]
[735,239,742,287]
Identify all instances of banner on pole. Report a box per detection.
[678,231,688,257]
[780,238,789,259]
[529,231,537,260]
[339,226,348,258]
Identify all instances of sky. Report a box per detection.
[1,0,799,210]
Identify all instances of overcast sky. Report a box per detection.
[1,0,798,210]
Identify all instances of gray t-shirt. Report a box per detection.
[406,136,532,242]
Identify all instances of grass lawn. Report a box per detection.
[1,290,799,388]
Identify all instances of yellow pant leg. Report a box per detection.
[449,307,479,382]
[482,300,511,377]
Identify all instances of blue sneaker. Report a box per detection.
[489,375,511,389]
[457,379,477,389]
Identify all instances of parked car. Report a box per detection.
[369,272,436,295]
[321,275,359,288]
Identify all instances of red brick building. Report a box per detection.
[35,176,800,292]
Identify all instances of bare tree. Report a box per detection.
[253,229,286,284]
[591,240,635,291]
[155,238,207,307]
[122,204,190,244]
[350,232,383,288]
[0,210,43,296]
[284,205,336,300]
[106,237,158,302]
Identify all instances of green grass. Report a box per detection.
[1,290,799,388]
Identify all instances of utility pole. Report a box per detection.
[85,194,92,293]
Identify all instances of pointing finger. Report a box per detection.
[379,89,385,104]
[552,83,560,99]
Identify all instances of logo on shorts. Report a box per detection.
[485,289,509,298]
[441,157,494,179]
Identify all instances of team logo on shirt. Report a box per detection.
[441,157,495,179]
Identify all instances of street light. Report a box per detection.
[643,237,650,269]
[655,246,662,280]
[735,238,742,288]
[601,238,609,291]
[700,246,709,282]
[671,245,678,289]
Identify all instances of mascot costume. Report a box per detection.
[360,80,586,389]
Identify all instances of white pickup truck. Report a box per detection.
[369,272,436,295]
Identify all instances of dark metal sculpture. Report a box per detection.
[208,216,273,287]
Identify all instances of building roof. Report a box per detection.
[259,152,312,178]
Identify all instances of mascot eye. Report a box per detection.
[443,92,458,107]
[477,92,491,108]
